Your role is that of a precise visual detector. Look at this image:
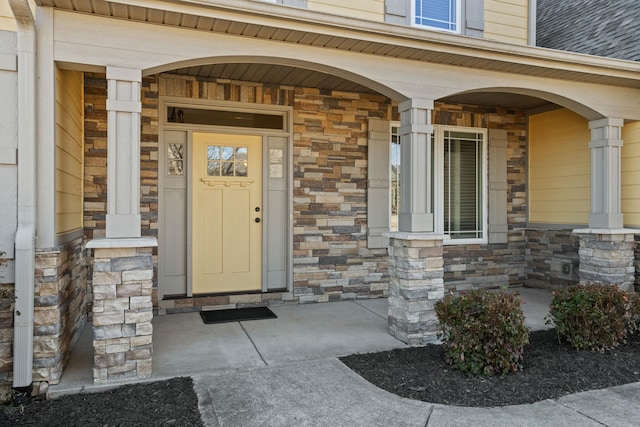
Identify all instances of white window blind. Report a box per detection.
[414,0,459,31]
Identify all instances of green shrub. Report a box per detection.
[434,291,530,376]
[547,284,640,351]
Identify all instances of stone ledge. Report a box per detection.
[384,232,448,241]
[86,237,158,249]
[572,228,639,236]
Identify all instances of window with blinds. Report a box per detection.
[414,0,460,32]
[443,130,484,239]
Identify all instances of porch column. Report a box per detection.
[86,238,157,383]
[106,67,142,238]
[387,98,443,345]
[87,67,157,383]
[386,232,445,345]
[574,118,636,291]
[573,230,636,291]
[588,118,623,229]
[398,98,434,233]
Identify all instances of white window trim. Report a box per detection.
[411,0,462,34]
[434,125,488,245]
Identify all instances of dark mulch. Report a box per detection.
[0,377,203,426]
[340,329,640,407]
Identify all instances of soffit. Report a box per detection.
[36,0,640,90]
[169,63,552,110]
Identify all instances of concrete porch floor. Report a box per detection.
[49,287,553,398]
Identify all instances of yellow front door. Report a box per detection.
[192,133,262,294]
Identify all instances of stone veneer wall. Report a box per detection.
[434,103,527,291]
[32,236,88,385]
[85,73,393,313]
[524,228,580,290]
[85,74,568,308]
[291,86,392,303]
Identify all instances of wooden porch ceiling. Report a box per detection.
[36,0,640,110]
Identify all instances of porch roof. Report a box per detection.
[37,0,640,91]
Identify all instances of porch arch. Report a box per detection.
[144,56,408,102]
[436,87,604,121]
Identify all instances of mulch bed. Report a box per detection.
[1,377,203,426]
[340,329,640,407]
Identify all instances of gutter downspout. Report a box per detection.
[9,0,36,400]
[528,0,537,46]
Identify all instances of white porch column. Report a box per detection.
[398,98,435,233]
[106,67,142,238]
[588,118,624,229]
[387,99,444,345]
[574,118,636,291]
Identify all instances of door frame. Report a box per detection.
[158,96,293,299]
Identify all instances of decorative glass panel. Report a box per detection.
[269,148,284,178]
[168,143,184,176]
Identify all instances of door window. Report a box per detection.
[207,145,249,177]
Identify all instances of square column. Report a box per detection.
[398,99,434,232]
[574,229,637,292]
[386,232,446,345]
[588,118,624,229]
[106,67,142,238]
[87,237,157,383]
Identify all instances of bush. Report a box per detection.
[435,291,530,376]
[547,284,640,352]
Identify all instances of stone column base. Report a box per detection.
[573,229,637,292]
[385,232,446,346]
[87,238,157,383]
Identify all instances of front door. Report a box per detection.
[192,132,263,294]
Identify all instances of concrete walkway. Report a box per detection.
[50,288,640,426]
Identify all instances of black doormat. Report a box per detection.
[200,306,277,324]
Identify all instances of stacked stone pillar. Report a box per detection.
[574,230,637,292]
[87,238,156,383]
[386,232,445,345]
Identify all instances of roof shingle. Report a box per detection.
[537,0,640,61]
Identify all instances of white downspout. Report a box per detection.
[528,0,537,46]
[10,0,36,393]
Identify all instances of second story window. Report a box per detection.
[414,0,460,32]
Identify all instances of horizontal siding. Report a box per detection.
[0,2,16,32]
[484,0,529,45]
[55,68,84,236]
[622,121,640,227]
[307,0,384,22]
[529,109,590,225]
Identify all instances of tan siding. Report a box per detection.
[484,0,529,45]
[55,68,84,235]
[622,121,640,227]
[307,0,384,22]
[0,1,16,32]
[529,109,590,224]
